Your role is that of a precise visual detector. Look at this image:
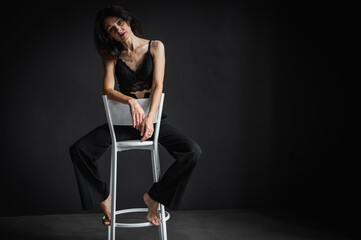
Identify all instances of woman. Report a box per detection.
[69,5,202,226]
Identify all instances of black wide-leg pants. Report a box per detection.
[69,113,202,211]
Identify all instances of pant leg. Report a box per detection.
[148,119,202,210]
[69,123,139,210]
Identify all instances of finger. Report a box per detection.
[147,127,153,137]
[141,129,149,142]
[138,115,142,131]
[135,114,138,130]
[145,129,152,139]
[140,123,144,136]
[142,124,147,137]
[136,114,141,130]
[139,114,144,127]
[137,114,142,130]
[138,114,144,128]
[132,115,136,128]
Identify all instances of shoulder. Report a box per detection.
[150,40,164,48]
[150,40,165,57]
[104,58,117,70]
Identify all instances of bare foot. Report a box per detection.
[143,193,161,226]
[100,194,111,226]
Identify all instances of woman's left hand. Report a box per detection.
[140,117,154,142]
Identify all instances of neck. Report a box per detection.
[120,33,140,53]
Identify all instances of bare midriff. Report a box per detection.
[130,88,152,99]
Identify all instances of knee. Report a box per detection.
[194,142,202,159]
[69,143,77,161]
[69,143,76,154]
[69,141,82,162]
[188,141,202,164]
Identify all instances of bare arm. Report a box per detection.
[147,40,165,121]
[140,40,165,141]
[102,59,134,104]
[103,59,145,129]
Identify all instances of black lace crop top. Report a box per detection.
[115,40,153,96]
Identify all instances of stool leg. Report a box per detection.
[110,147,118,240]
[156,146,167,240]
[150,149,158,182]
[150,149,163,240]
[160,204,167,240]
[152,146,168,240]
[154,144,161,179]
[107,145,114,240]
[157,204,164,240]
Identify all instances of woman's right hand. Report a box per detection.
[128,99,145,130]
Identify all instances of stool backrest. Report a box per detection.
[102,93,165,144]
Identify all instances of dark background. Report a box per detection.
[0,0,352,238]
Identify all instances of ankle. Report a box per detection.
[101,195,111,205]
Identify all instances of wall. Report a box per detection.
[0,1,350,235]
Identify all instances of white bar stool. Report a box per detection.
[102,93,169,240]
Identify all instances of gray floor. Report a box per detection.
[0,209,354,240]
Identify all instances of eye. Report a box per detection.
[117,19,123,25]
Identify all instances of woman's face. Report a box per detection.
[103,16,131,42]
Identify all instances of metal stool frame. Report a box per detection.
[102,93,169,240]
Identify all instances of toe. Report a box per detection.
[152,219,160,226]
[102,216,111,226]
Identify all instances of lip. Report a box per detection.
[120,32,126,37]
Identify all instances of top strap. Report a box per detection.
[148,40,152,51]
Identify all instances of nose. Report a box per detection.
[115,24,122,33]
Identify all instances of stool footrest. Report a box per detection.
[112,208,170,228]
